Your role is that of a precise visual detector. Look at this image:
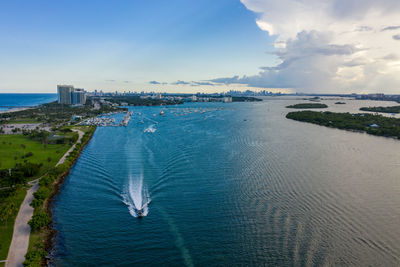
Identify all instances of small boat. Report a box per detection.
[137,209,144,218]
[160,110,165,115]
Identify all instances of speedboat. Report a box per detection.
[137,209,144,218]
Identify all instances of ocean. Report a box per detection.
[51,99,400,266]
[0,93,57,111]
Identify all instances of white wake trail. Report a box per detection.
[122,172,151,217]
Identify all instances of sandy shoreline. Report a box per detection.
[0,107,32,114]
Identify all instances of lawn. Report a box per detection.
[0,187,27,264]
[0,135,70,172]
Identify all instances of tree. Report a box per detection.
[28,210,50,231]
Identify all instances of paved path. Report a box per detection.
[5,180,38,267]
[5,129,84,267]
[56,129,84,166]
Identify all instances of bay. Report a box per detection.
[52,100,400,266]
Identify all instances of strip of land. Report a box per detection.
[56,130,84,166]
[360,105,400,114]
[286,103,328,109]
[5,180,38,267]
[286,111,400,139]
[4,129,85,267]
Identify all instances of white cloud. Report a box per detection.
[234,0,400,93]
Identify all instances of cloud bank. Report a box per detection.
[217,0,400,93]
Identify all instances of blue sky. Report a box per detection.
[0,0,276,93]
[1,0,400,93]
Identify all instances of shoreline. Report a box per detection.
[0,107,33,114]
[23,126,97,266]
[45,127,96,262]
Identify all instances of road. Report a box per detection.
[56,129,84,166]
[5,180,38,267]
[5,129,84,267]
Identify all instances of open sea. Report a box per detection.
[0,93,57,111]
[50,98,400,266]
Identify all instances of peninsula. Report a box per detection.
[359,105,400,114]
[286,111,400,139]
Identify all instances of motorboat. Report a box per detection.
[137,209,144,218]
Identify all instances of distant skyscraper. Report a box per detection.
[71,89,86,105]
[57,85,74,104]
[57,85,86,105]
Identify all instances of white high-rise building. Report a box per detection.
[57,85,86,105]
[57,85,74,104]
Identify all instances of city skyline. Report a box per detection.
[0,0,399,94]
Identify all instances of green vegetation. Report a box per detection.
[0,101,124,127]
[28,211,51,231]
[286,103,328,109]
[0,135,69,171]
[0,134,70,265]
[308,96,321,102]
[360,105,400,114]
[232,96,262,102]
[286,111,400,139]
[24,127,96,267]
[105,96,183,106]
[0,187,27,263]
[335,102,346,104]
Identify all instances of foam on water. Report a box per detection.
[122,172,151,217]
[143,124,157,133]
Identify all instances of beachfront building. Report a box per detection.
[57,85,74,104]
[71,89,86,105]
[57,85,86,105]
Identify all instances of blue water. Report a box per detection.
[52,101,400,266]
[0,93,57,111]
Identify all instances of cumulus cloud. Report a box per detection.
[220,0,400,93]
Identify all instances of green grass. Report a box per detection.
[3,119,40,124]
[71,126,91,133]
[0,135,70,172]
[0,187,27,263]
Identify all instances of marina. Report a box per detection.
[80,111,133,127]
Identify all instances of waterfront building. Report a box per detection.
[57,85,74,104]
[57,85,86,105]
[223,96,233,103]
[71,89,86,105]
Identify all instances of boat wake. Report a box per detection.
[122,173,151,218]
[144,124,157,133]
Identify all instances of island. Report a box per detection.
[286,103,328,109]
[286,111,400,139]
[359,105,400,114]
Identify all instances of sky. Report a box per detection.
[0,0,399,94]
